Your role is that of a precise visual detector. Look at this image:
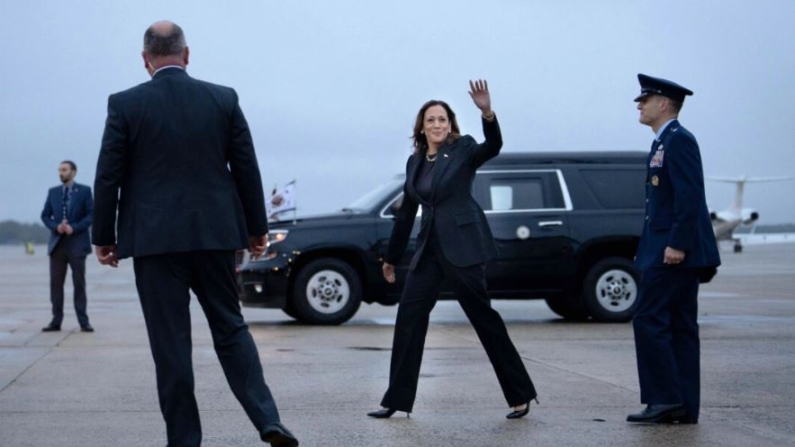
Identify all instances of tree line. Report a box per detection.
[0,220,50,244]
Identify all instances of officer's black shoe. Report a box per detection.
[42,324,61,332]
[80,325,94,332]
[627,404,686,423]
[669,414,698,424]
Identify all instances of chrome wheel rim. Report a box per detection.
[305,269,350,315]
[594,269,637,313]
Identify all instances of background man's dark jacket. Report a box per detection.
[41,183,93,256]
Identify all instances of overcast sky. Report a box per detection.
[2,0,794,225]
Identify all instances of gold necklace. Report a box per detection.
[425,152,438,162]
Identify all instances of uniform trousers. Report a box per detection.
[133,250,281,447]
[633,267,701,419]
[49,239,89,327]
[381,234,536,412]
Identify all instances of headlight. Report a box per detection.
[268,229,289,245]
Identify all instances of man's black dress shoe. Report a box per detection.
[367,408,399,418]
[80,325,94,332]
[627,404,687,423]
[42,324,61,332]
[261,422,298,447]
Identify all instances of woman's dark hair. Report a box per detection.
[412,100,461,154]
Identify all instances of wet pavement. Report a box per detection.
[1,242,794,446]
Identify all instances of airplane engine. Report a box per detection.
[740,208,759,225]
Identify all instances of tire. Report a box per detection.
[582,257,639,322]
[281,304,303,321]
[545,296,589,321]
[291,258,362,325]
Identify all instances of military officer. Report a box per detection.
[628,74,721,424]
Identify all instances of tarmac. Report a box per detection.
[1,242,794,447]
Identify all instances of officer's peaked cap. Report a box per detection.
[634,74,693,102]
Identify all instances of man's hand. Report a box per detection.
[663,247,686,265]
[63,223,74,235]
[57,220,67,234]
[382,262,396,284]
[95,245,119,268]
[249,234,269,259]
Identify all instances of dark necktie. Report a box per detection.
[61,186,70,221]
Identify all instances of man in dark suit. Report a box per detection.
[628,74,721,424]
[92,21,298,447]
[40,160,94,332]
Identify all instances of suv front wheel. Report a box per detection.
[582,257,639,322]
[291,258,362,325]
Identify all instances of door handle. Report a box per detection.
[538,221,563,227]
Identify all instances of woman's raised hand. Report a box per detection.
[468,79,493,117]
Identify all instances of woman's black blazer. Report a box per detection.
[386,117,502,270]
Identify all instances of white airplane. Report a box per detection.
[708,176,795,252]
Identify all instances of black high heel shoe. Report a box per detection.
[367,408,409,419]
[506,398,538,419]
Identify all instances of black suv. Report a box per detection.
[237,152,647,325]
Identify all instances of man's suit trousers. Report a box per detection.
[133,250,281,447]
[49,240,89,327]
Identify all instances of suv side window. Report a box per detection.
[579,168,646,209]
[490,178,544,210]
[476,171,566,211]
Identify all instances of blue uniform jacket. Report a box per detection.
[634,120,721,270]
[41,182,93,256]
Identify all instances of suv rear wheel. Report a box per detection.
[582,257,639,322]
[291,258,362,325]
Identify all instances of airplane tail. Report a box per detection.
[707,176,795,250]
[707,176,795,211]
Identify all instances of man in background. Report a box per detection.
[92,21,297,447]
[40,160,94,332]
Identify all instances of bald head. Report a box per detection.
[142,21,189,74]
[144,21,186,58]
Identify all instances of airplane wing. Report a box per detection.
[708,176,795,183]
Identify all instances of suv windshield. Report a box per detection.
[345,177,404,212]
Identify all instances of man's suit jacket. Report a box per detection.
[634,120,721,270]
[41,182,93,256]
[93,68,268,259]
[386,117,502,270]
